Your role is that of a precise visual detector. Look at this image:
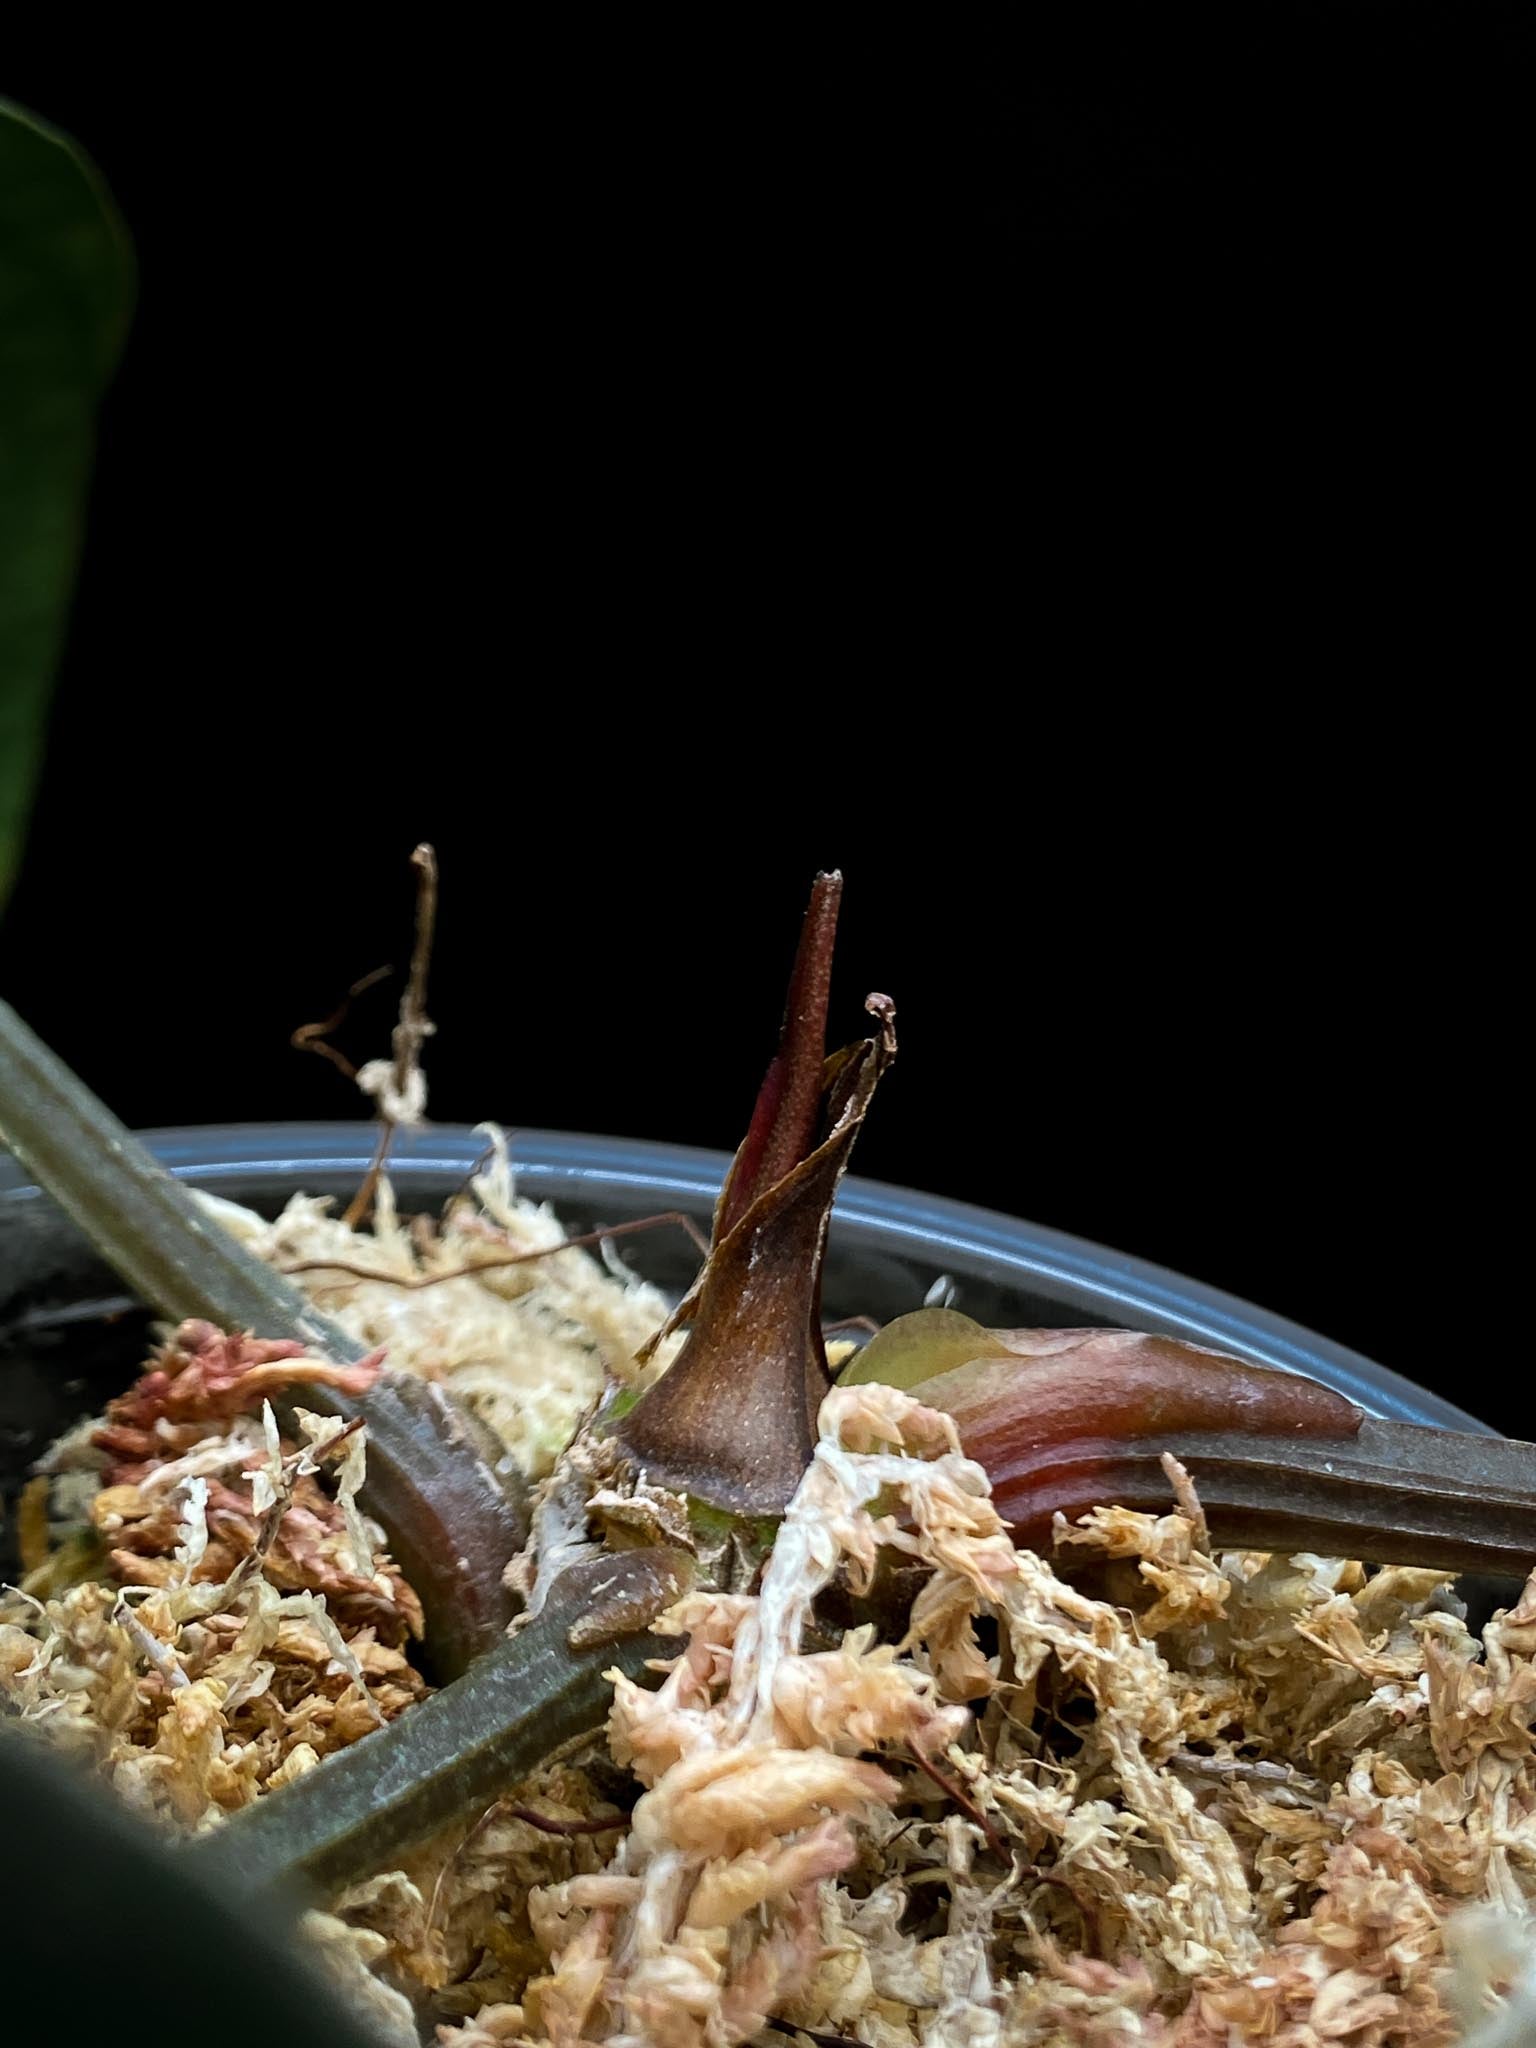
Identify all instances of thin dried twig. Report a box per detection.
[279,1210,712,1292]
[906,1744,1008,1860]
[420,1793,624,1948]
[503,1803,628,1837]
[425,1797,503,1942]
[393,843,438,1108]
[1010,1863,1101,1951]
[341,1119,396,1232]
[441,1137,499,1215]
[344,846,438,1229]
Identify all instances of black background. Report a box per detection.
[0,26,1525,2048]
[2,19,1524,1438]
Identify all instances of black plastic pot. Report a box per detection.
[0,1732,391,2048]
[0,1122,1496,2046]
[0,1120,1490,1576]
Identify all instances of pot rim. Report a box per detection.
[0,1120,1491,1436]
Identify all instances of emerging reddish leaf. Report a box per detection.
[616,876,897,1516]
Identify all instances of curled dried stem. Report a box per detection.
[290,964,394,1082]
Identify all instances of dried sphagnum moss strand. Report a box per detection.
[426,1385,1536,2047]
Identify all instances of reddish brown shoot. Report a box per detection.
[278,1210,711,1292]
[716,871,842,1240]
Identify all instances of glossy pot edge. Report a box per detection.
[0,1121,1489,1436]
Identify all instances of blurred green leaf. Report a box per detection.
[0,100,134,907]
